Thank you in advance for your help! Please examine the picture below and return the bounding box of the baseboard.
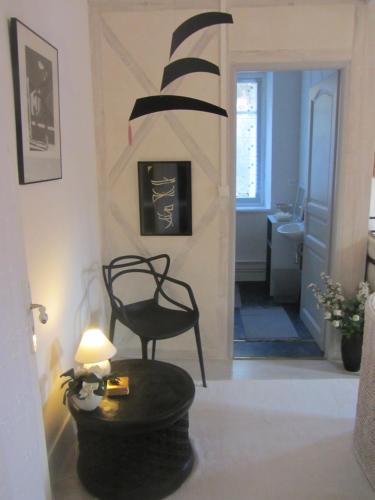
[235,260,266,282]
[114,348,229,362]
[48,413,75,485]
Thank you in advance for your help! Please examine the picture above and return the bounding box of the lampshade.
[75,328,117,364]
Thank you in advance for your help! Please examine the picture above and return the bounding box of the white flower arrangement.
[308,273,370,338]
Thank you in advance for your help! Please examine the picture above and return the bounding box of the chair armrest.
[155,272,199,314]
[111,294,125,312]
[102,265,126,312]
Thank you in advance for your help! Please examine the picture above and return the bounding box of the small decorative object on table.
[60,368,107,411]
[309,273,371,371]
[75,327,117,377]
[106,376,129,397]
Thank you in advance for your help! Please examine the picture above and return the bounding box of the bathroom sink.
[277,221,304,242]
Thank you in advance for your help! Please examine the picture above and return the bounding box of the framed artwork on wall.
[9,18,62,184]
[138,161,192,236]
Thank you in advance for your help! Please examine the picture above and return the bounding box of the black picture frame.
[9,18,62,184]
[138,161,192,236]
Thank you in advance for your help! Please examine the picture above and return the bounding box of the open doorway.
[233,69,339,359]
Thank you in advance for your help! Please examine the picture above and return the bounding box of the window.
[236,72,267,209]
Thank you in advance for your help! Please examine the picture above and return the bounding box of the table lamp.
[75,328,117,376]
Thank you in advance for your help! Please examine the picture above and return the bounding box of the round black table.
[68,359,195,500]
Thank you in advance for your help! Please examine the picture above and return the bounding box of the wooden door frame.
[227,49,375,360]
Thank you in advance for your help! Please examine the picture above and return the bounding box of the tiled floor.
[234,281,324,359]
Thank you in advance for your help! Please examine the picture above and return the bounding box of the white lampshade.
[75,328,117,364]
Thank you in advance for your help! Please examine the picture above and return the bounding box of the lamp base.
[83,360,111,377]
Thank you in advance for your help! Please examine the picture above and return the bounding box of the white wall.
[0,0,103,481]
[0,5,50,499]
[0,13,51,496]
[90,4,230,360]
[229,3,354,55]
[0,122,51,499]
[235,71,301,279]
[369,178,375,231]
[89,0,375,361]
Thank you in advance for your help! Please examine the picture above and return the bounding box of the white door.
[300,73,339,350]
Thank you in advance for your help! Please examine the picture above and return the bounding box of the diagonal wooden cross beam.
[110,201,150,256]
[172,197,221,272]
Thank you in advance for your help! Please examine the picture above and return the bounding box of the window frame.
[235,71,268,210]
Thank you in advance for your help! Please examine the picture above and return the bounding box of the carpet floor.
[53,376,373,500]
[234,282,323,358]
[240,306,299,339]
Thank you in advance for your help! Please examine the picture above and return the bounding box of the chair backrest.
[102,254,171,312]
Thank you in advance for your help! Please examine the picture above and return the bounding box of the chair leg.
[151,340,156,360]
[141,338,149,360]
[194,323,207,388]
[109,312,116,343]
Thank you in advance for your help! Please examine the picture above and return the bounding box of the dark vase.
[341,334,363,372]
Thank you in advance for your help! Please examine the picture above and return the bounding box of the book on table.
[106,376,129,396]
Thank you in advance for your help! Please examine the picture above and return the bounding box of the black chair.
[102,254,207,387]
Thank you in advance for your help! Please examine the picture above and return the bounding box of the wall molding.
[48,414,75,486]
[89,0,363,12]
[235,260,266,281]
[230,49,352,67]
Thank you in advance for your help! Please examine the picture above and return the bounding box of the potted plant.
[60,368,106,411]
[308,273,370,372]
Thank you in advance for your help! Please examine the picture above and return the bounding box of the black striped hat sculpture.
[128,11,233,143]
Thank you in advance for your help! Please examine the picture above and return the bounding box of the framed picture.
[138,161,192,236]
[10,18,62,184]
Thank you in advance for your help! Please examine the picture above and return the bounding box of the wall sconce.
[30,303,48,353]
[75,328,117,376]
[30,303,48,324]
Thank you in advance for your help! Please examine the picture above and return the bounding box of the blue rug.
[240,306,299,340]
